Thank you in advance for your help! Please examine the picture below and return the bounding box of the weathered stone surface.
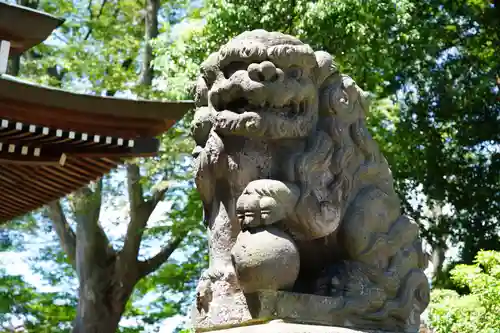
[190,29,430,333]
[245,290,420,332]
[231,228,300,293]
[198,320,407,333]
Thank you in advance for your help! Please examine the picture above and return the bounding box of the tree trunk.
[138,0,160,87]
[72,259,137,333]
[427,205,449,287]
[43,0,183,331]
[46,170,183,333]
[431,244,446,282]
[73,283,125,333]
[70,2,162,330]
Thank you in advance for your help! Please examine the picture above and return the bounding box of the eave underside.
[0,2,64,55]
[0,114,163,224]
[0,3,194,223]
[0,59,193,224]
[0,155,121,223]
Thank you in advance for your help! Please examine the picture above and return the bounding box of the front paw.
[236,193,283,229]
[236,179,300,230]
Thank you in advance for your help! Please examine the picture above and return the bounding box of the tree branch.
[70,179,114,280]
[138,0,160,87]
[122,163,149,260]
[47,201,77,269]
[147,176,171,212]
[126,163,144,212]
[138,233,186,278]
[71,179,103,229]
[86,0,94,15]
[83,0,109,41]
[121,0,169,272]
[123,164,171,262]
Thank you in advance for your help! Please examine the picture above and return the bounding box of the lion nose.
[248,61,283,82]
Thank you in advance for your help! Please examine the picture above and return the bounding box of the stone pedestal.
[193,290,420,333]
[200,320,399,333]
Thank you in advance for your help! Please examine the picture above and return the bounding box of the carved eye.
[201,69,216,86]
[287,67,303,80]
[223,61,248,79]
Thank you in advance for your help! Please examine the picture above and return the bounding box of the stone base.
[193,290,420,333]
[203,320,400,333]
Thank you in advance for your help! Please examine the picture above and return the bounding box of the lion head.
[193,30,338,140]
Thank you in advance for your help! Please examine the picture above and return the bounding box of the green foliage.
[428,251,500,332]
[388,0,500,272]
[0,269,75,332]
[155,0,434,95]
[19,0,189,94]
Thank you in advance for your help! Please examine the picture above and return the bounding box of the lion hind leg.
[362,269,430,326]
[340,186,401,262]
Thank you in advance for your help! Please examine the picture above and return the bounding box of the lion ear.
[314,51,338,85]
[194,77,209,107]
[359,90,372,113]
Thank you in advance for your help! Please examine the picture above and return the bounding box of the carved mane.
[290,71,396,237]
[289,59,430,324]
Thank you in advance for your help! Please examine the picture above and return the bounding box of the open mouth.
[220,97,308,119]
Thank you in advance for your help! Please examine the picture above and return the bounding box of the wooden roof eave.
[0,76,194,224]
[0,75,195,138]
[0,2,64,55]
[0,155,121,224]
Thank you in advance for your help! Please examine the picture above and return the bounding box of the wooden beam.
[0,142,158,166]
[0,118,160,155]
[0,166,55,206]
[0,117,135,145]
[0,76,194,139]
[0,157,62,166]
[0,142,57,165]
[63,137,160,157]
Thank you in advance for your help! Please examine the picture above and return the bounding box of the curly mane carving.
[190,29,430,332]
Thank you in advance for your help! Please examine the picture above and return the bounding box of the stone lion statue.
[191,30,430,332]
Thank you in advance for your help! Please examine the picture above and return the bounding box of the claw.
[238,211,262,230]
[236,194,285,230]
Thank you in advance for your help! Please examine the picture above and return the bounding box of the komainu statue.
[190,30,430,333]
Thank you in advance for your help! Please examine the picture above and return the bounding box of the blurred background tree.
[427,250,500,332]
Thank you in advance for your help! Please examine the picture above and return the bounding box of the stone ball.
[231,227,300,293]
